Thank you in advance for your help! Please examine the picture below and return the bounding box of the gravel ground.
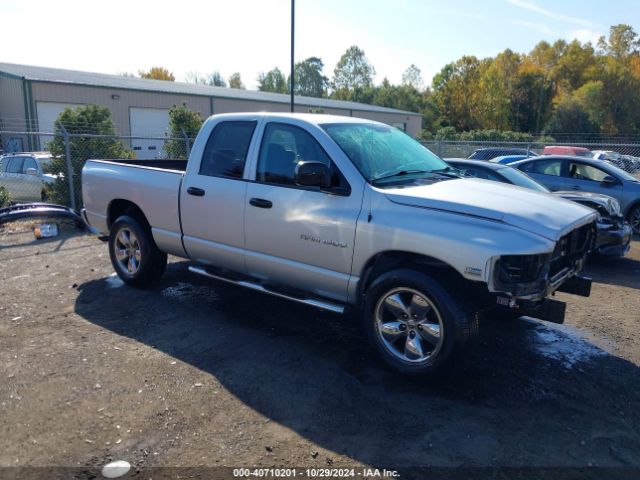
[0,222,639,479]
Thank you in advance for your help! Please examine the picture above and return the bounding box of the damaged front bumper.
[488,221,596,324]
[595,221,632,256]
[494,275,592,324]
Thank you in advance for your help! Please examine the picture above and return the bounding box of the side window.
[23,157,38,174]
[199,121,257,179]
[521,159,562,176]
[568,162,609,182]
[257,123,348,192]
[6,157,24,174]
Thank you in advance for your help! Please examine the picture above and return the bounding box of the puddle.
[105,274,124,289]
[529,321,608,368]
[161,282,219,307]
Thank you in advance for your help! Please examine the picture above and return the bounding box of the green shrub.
[164,104,203,159]
[46,105,131,208]
[0,186,9,207]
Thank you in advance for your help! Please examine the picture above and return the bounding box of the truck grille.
[549,222,596,278]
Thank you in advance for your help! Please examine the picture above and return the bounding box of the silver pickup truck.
[82,113,597,374]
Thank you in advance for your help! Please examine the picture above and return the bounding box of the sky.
[2,0,639,89]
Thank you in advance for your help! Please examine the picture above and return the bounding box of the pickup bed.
[82,113,597,374]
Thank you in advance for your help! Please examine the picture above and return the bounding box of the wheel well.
[624,200,640,219]
[357,251,463,298]
[107,199,151,231]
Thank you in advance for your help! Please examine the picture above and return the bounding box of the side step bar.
[188,266,345,314]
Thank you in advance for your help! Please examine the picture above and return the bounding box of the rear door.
[180,120,259,273]
[1,157,27,202]
[243,121,363,302]
[517,157,567,191]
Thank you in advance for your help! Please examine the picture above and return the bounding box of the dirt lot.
[1,222,639,479]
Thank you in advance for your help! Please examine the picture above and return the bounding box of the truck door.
[180,120,258,273]
[244,122,363,303]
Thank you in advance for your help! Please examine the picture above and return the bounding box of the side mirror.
[601,175,618,185]
[294,161,331,189]
[26,168,38,176]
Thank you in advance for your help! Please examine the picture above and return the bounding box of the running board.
[188,266,345,314]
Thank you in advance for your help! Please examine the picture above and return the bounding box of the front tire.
[627,204,640,235]
[108,215,167,288]
[362,269,477,375]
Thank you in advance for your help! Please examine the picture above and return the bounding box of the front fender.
[349,194,556,302]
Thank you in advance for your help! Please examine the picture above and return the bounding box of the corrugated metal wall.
[30,82,210,136]
[24,81,422,137]
[0,75,27,129]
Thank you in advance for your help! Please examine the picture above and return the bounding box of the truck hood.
[382,178,596,241]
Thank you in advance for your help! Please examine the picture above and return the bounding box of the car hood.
[552,190,619,217]
[382,178,596,241]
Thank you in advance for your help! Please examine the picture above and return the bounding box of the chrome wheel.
[630,207,640,235]
[113,227,141,275]
[374,287,444,364]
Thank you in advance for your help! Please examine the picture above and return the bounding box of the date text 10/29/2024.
[233,468,400,478]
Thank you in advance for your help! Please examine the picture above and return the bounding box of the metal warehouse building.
[0,62,422,159]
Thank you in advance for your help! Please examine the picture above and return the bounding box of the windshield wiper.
[371,169,434,184]
[431,167,463,178]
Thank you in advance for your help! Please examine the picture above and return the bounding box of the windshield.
[603,162,640,182]
[322,123,449,183]
[499,167,550,192]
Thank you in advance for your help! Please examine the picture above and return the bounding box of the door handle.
[249,197,273,209]
[187,186,205,197]
[570,185,581,190]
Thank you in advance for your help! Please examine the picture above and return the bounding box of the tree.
[432,56,483,131]
[598,24,640,59]
[331,46,376,100]
[228,72,245,89]
[257,68,288,93]
[545,96,599,135]
[164,104,204,159]
[46,105,131,207]
[186,71,226,87]
[293,57,328,97]
[509,61,553,133]
[401,64,424,90]
[138,67,175,81]
[476,50,521,130]
[551,40,596,92]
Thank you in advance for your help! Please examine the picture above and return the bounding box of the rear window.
[520,159,562,176]
[199,121,257,179]
[6,157,24,173]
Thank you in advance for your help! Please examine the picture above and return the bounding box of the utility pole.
[290,0,295,113]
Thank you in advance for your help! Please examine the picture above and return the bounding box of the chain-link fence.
[0,131,195,210]
[422,140,640,174]
[2,130,640,211]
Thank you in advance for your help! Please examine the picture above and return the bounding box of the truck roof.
[204,112,388,127]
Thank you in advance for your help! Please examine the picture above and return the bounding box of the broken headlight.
[495,253,550,284]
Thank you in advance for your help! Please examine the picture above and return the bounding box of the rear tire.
[362,269,477,375]
[108,215,167,288]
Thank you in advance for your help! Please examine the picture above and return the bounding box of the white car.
[592,150,640,172]
[0,152,55,202]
